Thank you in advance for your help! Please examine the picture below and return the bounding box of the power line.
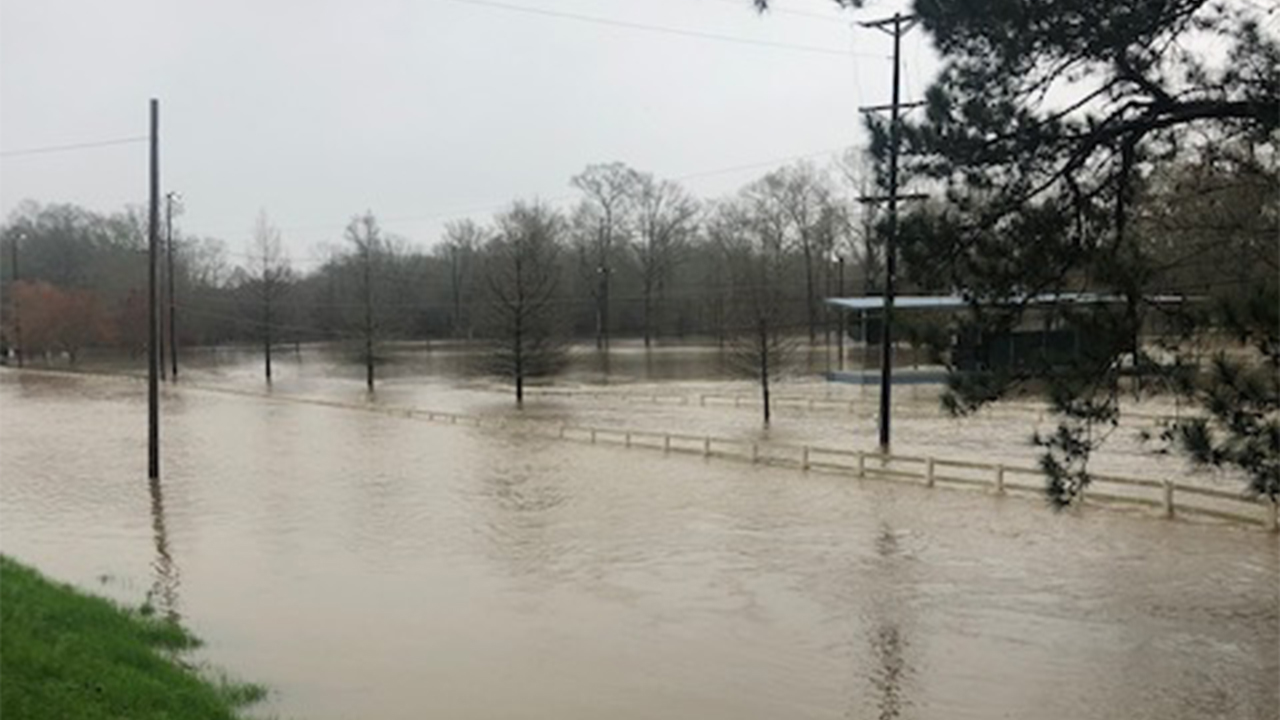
[673,146,847,182]
[439,0,885,59]
[197,144,856,239]
[696,0,850,24]
[0,136,148,158]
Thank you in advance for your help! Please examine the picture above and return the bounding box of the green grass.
[0,555,267,720]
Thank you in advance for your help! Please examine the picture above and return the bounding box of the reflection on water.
[869,624,906,720]
[146,476,180,622]
[0,365,1276,720]
[867,524,912,720]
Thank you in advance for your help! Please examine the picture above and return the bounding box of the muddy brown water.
[1,349,1276,719]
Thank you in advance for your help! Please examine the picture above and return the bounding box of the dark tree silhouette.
[631,172,699,348]
[479,201,569,406]
[249,211,292,383]
[711,197,800,426]
[570,162,635,351]
[345,212,384,392]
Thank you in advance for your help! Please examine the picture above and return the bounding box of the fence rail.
[126,375,1280,534]
[402,404,1276,532]
[521,387,1193,422]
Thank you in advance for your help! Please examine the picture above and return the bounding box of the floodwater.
[1,347,1276,719]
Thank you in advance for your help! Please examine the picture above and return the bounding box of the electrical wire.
[0,136,148,158]
[438,0,884,59]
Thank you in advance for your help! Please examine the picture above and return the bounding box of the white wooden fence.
[359,402,1274,532]
[179,380,1280,533]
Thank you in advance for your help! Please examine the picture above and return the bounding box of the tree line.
[0,160,880,405]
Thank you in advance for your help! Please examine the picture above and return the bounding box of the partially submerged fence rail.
[433,407,1274,532]
[178,380,1277,533]
[548,421,1276,531]
[521,387,1189,422]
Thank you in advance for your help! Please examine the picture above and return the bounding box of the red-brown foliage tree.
[8,281,114,363]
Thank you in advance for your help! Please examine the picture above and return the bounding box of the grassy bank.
[0,555,265,719]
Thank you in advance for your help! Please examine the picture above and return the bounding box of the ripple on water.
[1,368,1276,720]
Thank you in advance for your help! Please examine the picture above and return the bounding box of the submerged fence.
[536,422,1277,531]
[28,368,1264,533]
[521,387,1183,422]
[244,387,1274,532]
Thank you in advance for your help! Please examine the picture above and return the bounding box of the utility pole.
[837,254,845,372]
[158,237,166,381]
[363,236,374,392]
[165,192,179,379]
[858,12,921,453]
[10,232,22,368]
[148,98,161,479]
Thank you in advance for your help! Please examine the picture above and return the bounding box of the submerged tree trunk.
[363,241,374,393]
[803,244,816,345]
[264,295,272,383]
[759,317,771,426]
[643,278,652,349]
[515,317,524,406]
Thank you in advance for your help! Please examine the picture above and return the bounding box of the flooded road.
[1,354,1276,719]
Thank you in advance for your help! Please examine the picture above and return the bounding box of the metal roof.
[824,293,1192,312]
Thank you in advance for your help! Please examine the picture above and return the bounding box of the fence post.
[664,434,671,454]
[699,394,706,407]
[1163,479,1175,518]
[559,424,566,439]
[703,436,711,457]
[590,428,597,444]
[734,396,741,408]
[751,443,759,464]
[926,457,935,488]
[625,432,631,448]
[857,451,866,478]
[994,464,1005,495]
[802,446,810,471]
[808,398,815,410]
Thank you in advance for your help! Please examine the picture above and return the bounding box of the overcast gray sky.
[0,0,935,268]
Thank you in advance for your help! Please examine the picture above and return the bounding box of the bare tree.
[835,149,882,295]
[759,162,833,345]
[439,220,483,340]
[631,173,699,348]
[480,202,568,406]
[249,211,291,383]
[345,212,383,392]
[711,199,799,426]
[570,162,636,351]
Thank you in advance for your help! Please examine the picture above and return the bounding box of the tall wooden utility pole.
[837,254,845,372]
[166,191,179,379]
[859,13,921,453]
[363,237,374,392]
[148,99,161,479]
[10,233,22,368]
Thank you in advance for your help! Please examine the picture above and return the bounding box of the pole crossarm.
[858,101,926,114]
[858,14,918,34]
[858,193,930,204]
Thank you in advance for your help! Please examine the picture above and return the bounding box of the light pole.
[165,191,180,379]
